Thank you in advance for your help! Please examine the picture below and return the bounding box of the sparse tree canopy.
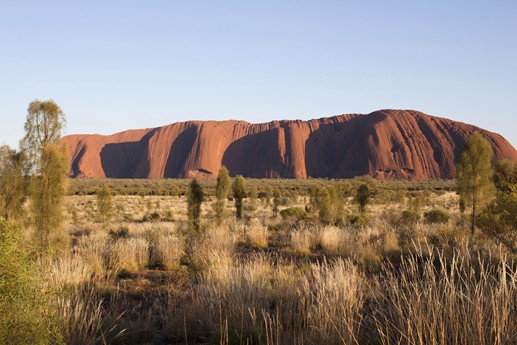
[20,99,66,172]
[187,179,204,233]
[213,166,230,225]
[456,132,496,234]
[233,175,246,219]
[20,100,68,252]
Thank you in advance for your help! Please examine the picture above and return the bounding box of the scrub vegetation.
[0,106,516,345]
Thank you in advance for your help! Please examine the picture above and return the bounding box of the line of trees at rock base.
[0,100,516,342]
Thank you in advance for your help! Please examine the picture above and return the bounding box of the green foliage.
[477,161,517,252]
[20,99,66,173]
[264,185,273,205]
[213,166,230,225]
[409,194,425,213]
[0,146,28,223]
[20,100,68,253]
[493,159,517,193]
[424,209,450,224]
[96,185,113,226]
[478,192,516,234]
[0,219,63,344]
[355,183,370,214]
[31,144,69,252]
[399,209,420,225]
[459,196,466,213]
[67,177,455,197]
[232,175,246,219]
[456,132,496,233]
[246,185,258,212]
[313,185,344,225]
[279,207,307,220]
[187,179,204,232]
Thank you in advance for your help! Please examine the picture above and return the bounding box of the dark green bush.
[424,209,449,224]
[280,207,307,220]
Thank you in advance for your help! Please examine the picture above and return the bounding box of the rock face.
[61,110,517,179]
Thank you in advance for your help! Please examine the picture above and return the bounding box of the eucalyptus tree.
[20,99,68,251]
[456,132,496,234]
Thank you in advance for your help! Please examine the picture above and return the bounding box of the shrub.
[96,185,113,226]
[187,179,204,232]
[232,175,246,219]
[399,209,420,225]
[424,209,449,224]
[0,219,62,344]
[355,183,370,214]
[213,166,230,225]
[279,207,307,220]
[313,185,344,224]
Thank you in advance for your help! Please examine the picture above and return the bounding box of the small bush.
[280,207,307,220]
[399,209,420,225]
[0,219,62,344]
[424,209,449,224]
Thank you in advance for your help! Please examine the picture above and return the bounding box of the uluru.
[60,109,517,180]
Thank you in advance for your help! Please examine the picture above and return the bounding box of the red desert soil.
[60,109,517,179]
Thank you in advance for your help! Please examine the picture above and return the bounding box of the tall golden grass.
[25,193,516,345]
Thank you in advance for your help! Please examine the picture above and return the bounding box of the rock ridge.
[60,109,517,179]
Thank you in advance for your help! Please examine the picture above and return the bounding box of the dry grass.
[150,233,185,270]
[290,227,318,256]
[109,237,149,273]
[57,286,105,345]
[245,223,269,249]
[373,249,517,345]
[33,190,516,344]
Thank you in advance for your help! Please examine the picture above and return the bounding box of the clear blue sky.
[1,1,516,148]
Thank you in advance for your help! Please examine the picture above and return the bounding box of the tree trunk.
[471,202,476,235]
